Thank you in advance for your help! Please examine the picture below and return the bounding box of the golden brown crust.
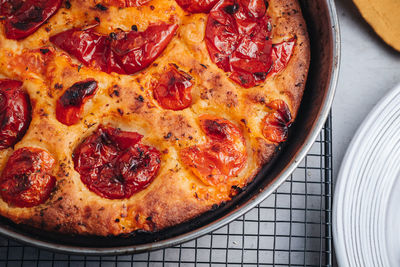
[0,0,309,235]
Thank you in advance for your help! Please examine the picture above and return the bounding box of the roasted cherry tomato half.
[117,144,161,194]
[153,64,193,110]
[180,114,247,185]
[270,38,296,75]
[0,0,62,39]
[205,0,273,88]
[0,79,31,149]
[175,0,219,13]
[56,79,98,126]
[73,125,161,199]
[50,23,178,75]
[262,99,292,143]
[0,147,56,208]
[102,0,151,7]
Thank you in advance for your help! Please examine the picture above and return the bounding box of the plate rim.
[333,83,400,267]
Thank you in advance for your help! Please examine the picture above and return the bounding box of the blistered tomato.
[56,79,98,126]
[0,79,31,149]
[270,38,296,75]
[205,0,272,87]
[0,147,56,207]
[50,23,178,75]
[180,115,247,185]
[0,0,62,39]
[205,0,296,87]
[262,100,292,143]
[175,0,219,13]
[153,64,193,110]
[73,125,161,199]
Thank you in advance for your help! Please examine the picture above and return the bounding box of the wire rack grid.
[0,115,333,267]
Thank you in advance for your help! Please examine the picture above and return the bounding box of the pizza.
[0,0,309,236]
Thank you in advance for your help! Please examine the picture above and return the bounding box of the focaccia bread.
[0,0,309,236]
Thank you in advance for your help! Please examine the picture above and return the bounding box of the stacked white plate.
[333,84,400,267]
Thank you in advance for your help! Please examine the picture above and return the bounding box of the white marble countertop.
[333,0,400,180]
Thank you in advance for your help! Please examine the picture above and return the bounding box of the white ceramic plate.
[333,83,400,267]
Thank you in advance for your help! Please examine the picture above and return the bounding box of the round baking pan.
[0,0,340,255]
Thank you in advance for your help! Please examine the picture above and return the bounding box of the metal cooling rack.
[0,114,332,267]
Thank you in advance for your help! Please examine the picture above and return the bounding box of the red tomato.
[205,0,273,88]
[117,144,161,196]
[0,147,56,207]
[175,0,219,13]
[0,0,62,39]
[200,114,239,142]
[262,100,292,143]
[180,115,247,185]
[73,125,160,199]
[56,79,98,126]
[270,38,296,75]
[153,64,193,110]
[50,23,178,75]
[50,24,110,72]
[0,79,31,149]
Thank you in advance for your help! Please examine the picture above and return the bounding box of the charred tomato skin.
[50,23,178,75]
[0,0,62,39]
[205,0,273,87]
[270,38,296,75]
[153,64,193,110]
[262,99,292,143]
[0,147,56,208]
[117,144,161,196]
[73,125,160,199]
[205,0,296,87]
[175,0,219,13]
[56,79,98,126]
[180,114,247,185]
[0,79,31,150]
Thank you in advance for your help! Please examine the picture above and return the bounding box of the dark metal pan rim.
[0,0,340,255]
